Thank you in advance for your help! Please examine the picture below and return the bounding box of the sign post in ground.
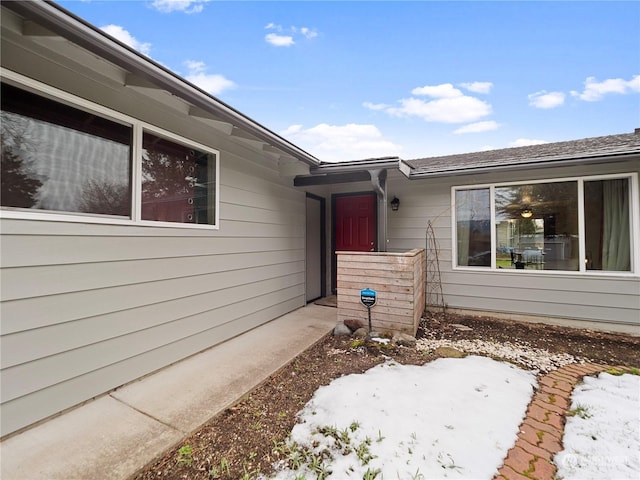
[360,288,377,335]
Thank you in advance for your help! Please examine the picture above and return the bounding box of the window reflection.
[1,83,132,216]
[584,178,630,271]
[141,132,216,224]
[495,182,578,270]
[456,188,491,267]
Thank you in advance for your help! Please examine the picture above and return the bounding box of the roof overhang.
[310,156,401,174]
[400,151,640,179]
[294,171,372,187]
[2,0,321,167]
[295,157,400,186]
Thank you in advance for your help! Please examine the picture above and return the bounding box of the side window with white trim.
[141,131,216,225]
[455,188,491,267]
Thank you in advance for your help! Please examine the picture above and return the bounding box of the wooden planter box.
[337,249,426,335]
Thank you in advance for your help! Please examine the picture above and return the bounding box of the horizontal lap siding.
[441,271,640,324]
[0,295,302,437]
[0,154,307,436]
[1,266,305,364]
[386,162,640,328]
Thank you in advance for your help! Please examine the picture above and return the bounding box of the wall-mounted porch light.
[390,196,400,211]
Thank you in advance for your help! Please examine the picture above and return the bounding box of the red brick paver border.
[493,363,635,480]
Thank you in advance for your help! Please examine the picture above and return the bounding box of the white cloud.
[373,83,492,124]
[300,27,318,39]
[363,101,390,111]
[411,83,462,98]
[281,124,303,135]
[459,82,493,94]
[265,33,295,47]
[265,24,318,46]
[184,60,235,95]
[528,90,566,109]
[281,123,402,162]
[100,25,151,55]
[388,95,492,123]
[150,0,210,14]
[509,138,548,147]
[453,121,501,134]
[184,60,206,72]
[571,74,640,101]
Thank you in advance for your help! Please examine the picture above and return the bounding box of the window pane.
[142,132,216,224]
[456,188,491,267]
[495,182,578,271]
[1,84,132,216]
[584,178,631,271]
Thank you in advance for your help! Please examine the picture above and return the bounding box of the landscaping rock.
[433,346,466,358]
[392,332,417,347]
[450,323,473,332]
[353,327,369,338]
[344,319,365,332]
[333,323,352,336]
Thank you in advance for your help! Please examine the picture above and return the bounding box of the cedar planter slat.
[337,249,425,335]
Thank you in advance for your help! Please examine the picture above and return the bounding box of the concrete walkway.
[0,303,337,480]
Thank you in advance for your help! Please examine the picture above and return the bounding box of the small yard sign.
[360,288,377,334]
[360,288,377,308]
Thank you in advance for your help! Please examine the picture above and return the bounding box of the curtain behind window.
[585,178,630,271]
[455,188,491,267]
[602,179,630,271]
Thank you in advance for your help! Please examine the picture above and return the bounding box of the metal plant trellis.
[425,220,446,315]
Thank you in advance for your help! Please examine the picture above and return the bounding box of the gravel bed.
[416,338,579,373]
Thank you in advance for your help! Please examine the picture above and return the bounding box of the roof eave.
[2,0,321,167]
[310,157,401,174]
[404,151,640,179]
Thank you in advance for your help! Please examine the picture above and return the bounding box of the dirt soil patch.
[134,313,639,480]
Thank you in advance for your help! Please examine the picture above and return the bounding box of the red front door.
[335,193,376,252]
[333,193,376,292]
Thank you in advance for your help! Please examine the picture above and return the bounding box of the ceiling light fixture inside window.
[521,208,533,218]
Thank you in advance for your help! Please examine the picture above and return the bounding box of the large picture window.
[454,175,635,273]
[1,83,132,217]
[495,181,579,271]
[1,78,219,228]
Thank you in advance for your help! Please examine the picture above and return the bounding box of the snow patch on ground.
[270,356,536,479]
[554,372,640,480]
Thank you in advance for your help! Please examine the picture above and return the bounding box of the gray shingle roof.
[404,131,640,177]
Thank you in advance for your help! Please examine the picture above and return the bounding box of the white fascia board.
[406,152,640,179]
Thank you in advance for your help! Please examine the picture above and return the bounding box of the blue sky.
[57,0,639,162]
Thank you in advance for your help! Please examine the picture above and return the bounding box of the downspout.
[369,169,388,252]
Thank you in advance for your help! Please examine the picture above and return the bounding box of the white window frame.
[452,172,639,276]
[0,68,220,230]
